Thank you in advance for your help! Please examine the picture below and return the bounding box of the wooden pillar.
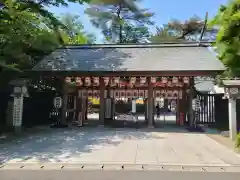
[188,78,194,128]
[99,77,105,126]
[61,83,67,125]
[177,89,186,125]
[182,89,187,124]
[105,89,114,125]
[147,77,154,128]
[76,90,83,126]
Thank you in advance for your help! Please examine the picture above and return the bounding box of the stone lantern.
[222,80,240,140]
[10,78,29,132]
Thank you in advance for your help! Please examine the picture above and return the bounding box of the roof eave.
[23,69,224,78]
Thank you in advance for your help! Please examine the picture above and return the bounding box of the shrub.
[235,133,240,149]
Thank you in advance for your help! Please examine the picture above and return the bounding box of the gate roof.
[31,42,225,76]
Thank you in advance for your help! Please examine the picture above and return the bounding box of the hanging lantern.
[103,77,110,86]
[177,82,183,87]
[139,90,145,98]
[161,90,167,99]
[111,78,116,87]
[133,90,139,98]
[129,77,136,87]
[126,90,133,99]
[151,77,157,84]
[155,90,161,98]
[93,90,99,98]
[114,90,120,99]
[130,77,136,84]
[140,77,147,85]
[88,90,93,97]
[93,77,99,86]
[119,90,126,98]
[161,77,168,84]
[167,80,173,87]
[75,77,83,86]
[167,91,173,100]
[65,77,71,83]
[114,77,120,84]
[119,80,127,87]
[85,77,91,86]
[173,90,179,99]
[172,77,178,84]
[183,77,189,84]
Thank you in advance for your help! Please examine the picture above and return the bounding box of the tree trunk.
[119,24,123,43]
[117,4,122,43]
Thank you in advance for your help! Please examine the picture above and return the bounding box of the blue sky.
[49,0,228,42]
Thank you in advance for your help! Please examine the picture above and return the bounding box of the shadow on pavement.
[0,127,172,164]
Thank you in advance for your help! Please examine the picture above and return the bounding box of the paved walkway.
[1,170,240,180]
[1,127,240,166]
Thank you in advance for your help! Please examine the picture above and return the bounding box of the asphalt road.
[0,170,240,180]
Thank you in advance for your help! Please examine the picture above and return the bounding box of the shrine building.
[30,42,225,128]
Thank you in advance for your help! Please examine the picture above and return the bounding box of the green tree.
[85,0,154,43]
[59,13,96,44]
[150,14,216,43]
[120,23,150,43]
[150,26,182,43]
[209,0,240,77]
[0,0,92,68]
[0,1,95,86]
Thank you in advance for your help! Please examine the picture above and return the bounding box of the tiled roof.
[32,43,225,72]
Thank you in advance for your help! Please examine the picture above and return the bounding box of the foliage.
[150,14,217,43]
[0,2,58,86]
[85,0,154,43]
[0,0,95,87]
[59,13,96,44]
[209,0,240,77]
[121,23,150,43]
[91,0,143,12]
[235,133,240,149]
[150,26,183,43]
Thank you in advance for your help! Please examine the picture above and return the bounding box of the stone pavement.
[1,127,240,168]
[1,170,240,180]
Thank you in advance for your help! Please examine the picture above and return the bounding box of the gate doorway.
[153,89,183,127]
[80,89,100,127]
[65,89,100,127]
[112,89,148,128]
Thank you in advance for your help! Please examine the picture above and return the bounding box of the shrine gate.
[28,42,225,128]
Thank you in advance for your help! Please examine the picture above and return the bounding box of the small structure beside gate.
[222,80,240,140]
[9,79,29,132]
[22,42,225,129]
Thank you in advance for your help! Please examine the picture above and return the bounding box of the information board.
[13,96,23,126]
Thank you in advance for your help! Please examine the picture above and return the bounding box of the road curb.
[1,163,240,172]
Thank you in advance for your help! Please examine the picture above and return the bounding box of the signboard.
[54,97,62,108]
[13,96,23,126]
